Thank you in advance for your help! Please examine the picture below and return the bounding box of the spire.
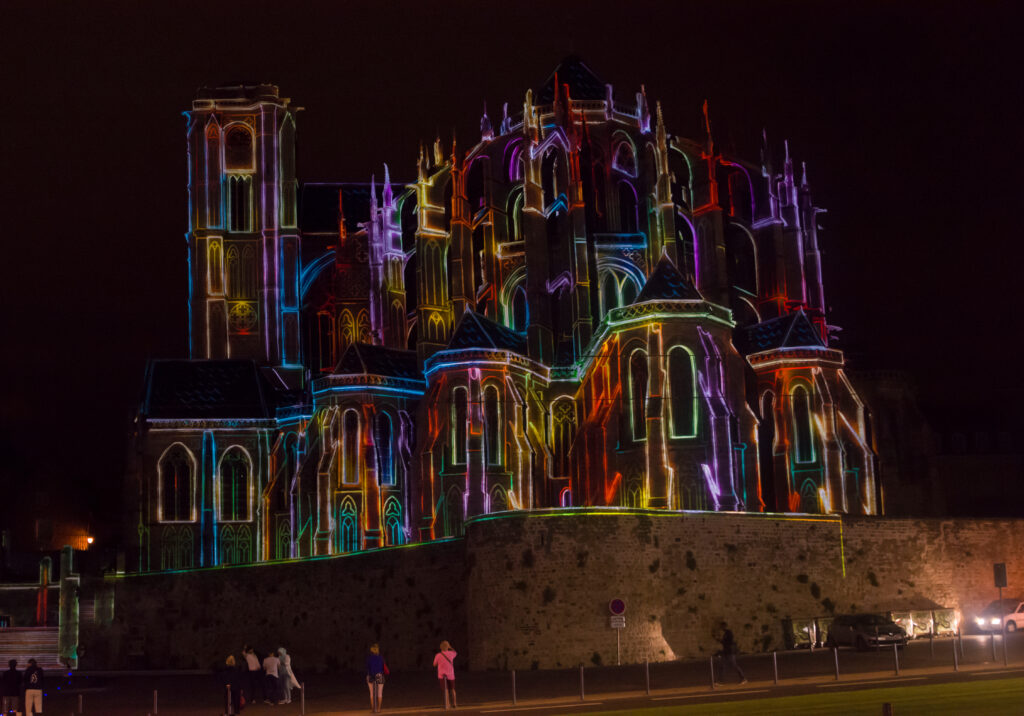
[701,99,714,155]
[760,128,771,177]
[370,173,378,216]
[480,101,493,141]
[433,135,444,167]
[637,84,650,133]
[655,101,668,164]
[801,160,809,188]
[417,141,427,181]
[337,187,347,243]
[500,101,510,135]
[383,163,393,207]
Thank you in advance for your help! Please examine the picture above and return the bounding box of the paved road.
[41,633,1024,714]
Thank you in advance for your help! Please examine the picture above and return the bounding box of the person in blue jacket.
[365,643,388,713]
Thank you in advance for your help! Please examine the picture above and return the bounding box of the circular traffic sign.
[609,599,626,615]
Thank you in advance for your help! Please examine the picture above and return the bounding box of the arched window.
[490,485,508,513]
[219,524,236,565]
[507,189,524,242]
[668,347,697,438]
[472,224,485,294]
[338,311,355,352]
[384,498,403,546]
[336,497,359,553]
[275,518,291,560]
[205,124,221,226]
[451,386,469,464]
[375,412,395,485]
[444,487,464,537]
[629,349,649,441]
[208,241,223,294]
[159,444,195,522]
[484,384,501,465]
[219,448,250,522]
[342,409,360,484]
[758,391,777,511]
[626,481,644,508]
[602,273,618,316]
[226,246,240,298]
[681,478,708,510]
[356,309,372,344]
[227,175,252,232]
[279,118,297,227]
[551,398,575,479]
[511,285,528,332]
[618,182,638,233]
[240,246,257,299]
[224,125,254,171]
[792,385,815,463]
[282,243,297,304]
[620,277,638,306]
[612,141,637,177]
[177,527,194,569]
[234,524,252,563]
[726,225,758,295]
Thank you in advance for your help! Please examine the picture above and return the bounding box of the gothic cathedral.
[126,59,878,572]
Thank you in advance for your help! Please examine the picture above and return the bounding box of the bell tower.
[184,84,301,371]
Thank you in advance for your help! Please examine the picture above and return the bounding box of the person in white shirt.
[262,650,282,704]
[243,645,264,703]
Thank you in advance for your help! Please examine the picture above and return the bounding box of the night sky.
[2,1,1020,538]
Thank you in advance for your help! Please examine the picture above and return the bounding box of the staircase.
[0,627,63,670]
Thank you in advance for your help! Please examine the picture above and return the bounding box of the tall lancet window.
[793,385,815,463]
[451,386,469,464]
[629,349,649,441]
[484,384,501,465]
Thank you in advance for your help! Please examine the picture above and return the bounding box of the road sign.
[994,563,1007,588]
[609,599,626,616]
[610,615,626,629]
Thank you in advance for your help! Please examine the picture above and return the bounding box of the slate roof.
[736,311,826,354]
[334,343,424,381]
[143,360,272,419]
[635,256,703,302]
[536,55,608,103]
[448,311,528,354]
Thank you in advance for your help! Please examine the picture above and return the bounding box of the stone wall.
[85,539,466,672]
[463,510,1024,669]
[87,511,1024,672]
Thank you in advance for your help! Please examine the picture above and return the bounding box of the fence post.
[893,643,900,676]
[579,664,585,701]
[224,684,232,716]
[300,682,306,715]
[1004,630,1009,667]
[512,669,517,705]
[929,630,934,658]
[953,637,959,672]
[709,656,716,690]
[882,703,895,716]
[958,628,964,661]
[645,659,650,695]
[833,647,840,681]
[153,689,158,714]
[78,693,83,714]
[990,633,997,662]
[772,651,779,685]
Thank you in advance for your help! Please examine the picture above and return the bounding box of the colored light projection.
[131,61,878,573]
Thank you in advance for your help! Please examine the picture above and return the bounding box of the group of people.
[1,658,44,716]
[223,645,301,711]
[364,640,458,712]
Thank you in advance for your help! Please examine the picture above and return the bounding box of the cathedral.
[126,58,879,572]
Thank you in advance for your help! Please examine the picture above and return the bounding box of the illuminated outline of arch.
[451,386,469,464]
[791,383,816,464]
[336,496,359,553]
[667,345,698,438]
[157,442,197,523]
[340,408,360,485]
[216,445,253,522]
[383,497,404,546]
[628,348,649,441]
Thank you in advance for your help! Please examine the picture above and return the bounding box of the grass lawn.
[585,677,1024,715]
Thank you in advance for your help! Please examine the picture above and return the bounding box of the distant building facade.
[126,59,879,572]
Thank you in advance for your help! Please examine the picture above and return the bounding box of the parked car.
[825,614,908,650]
[970,599,1024,633]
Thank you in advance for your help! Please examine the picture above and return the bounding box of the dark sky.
[2,1,1021,534]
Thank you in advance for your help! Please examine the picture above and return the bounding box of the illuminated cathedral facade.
[126,59,879,572]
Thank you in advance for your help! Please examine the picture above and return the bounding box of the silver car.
[826,614,908,650]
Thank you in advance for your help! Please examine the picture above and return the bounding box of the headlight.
[976,617,986,626]
[991,618,1001,625]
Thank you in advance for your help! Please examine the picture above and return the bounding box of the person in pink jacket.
[432,640,457,709]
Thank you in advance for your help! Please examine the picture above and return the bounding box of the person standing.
[715,622,747,684]
[23,658,44,715]
[222,655,245,714]
[277,647,301,705]
[262,649,282,704]
[365,643,387,713]
[1,659,20,716]
[243,645,264,704]
[432,640,457,709]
